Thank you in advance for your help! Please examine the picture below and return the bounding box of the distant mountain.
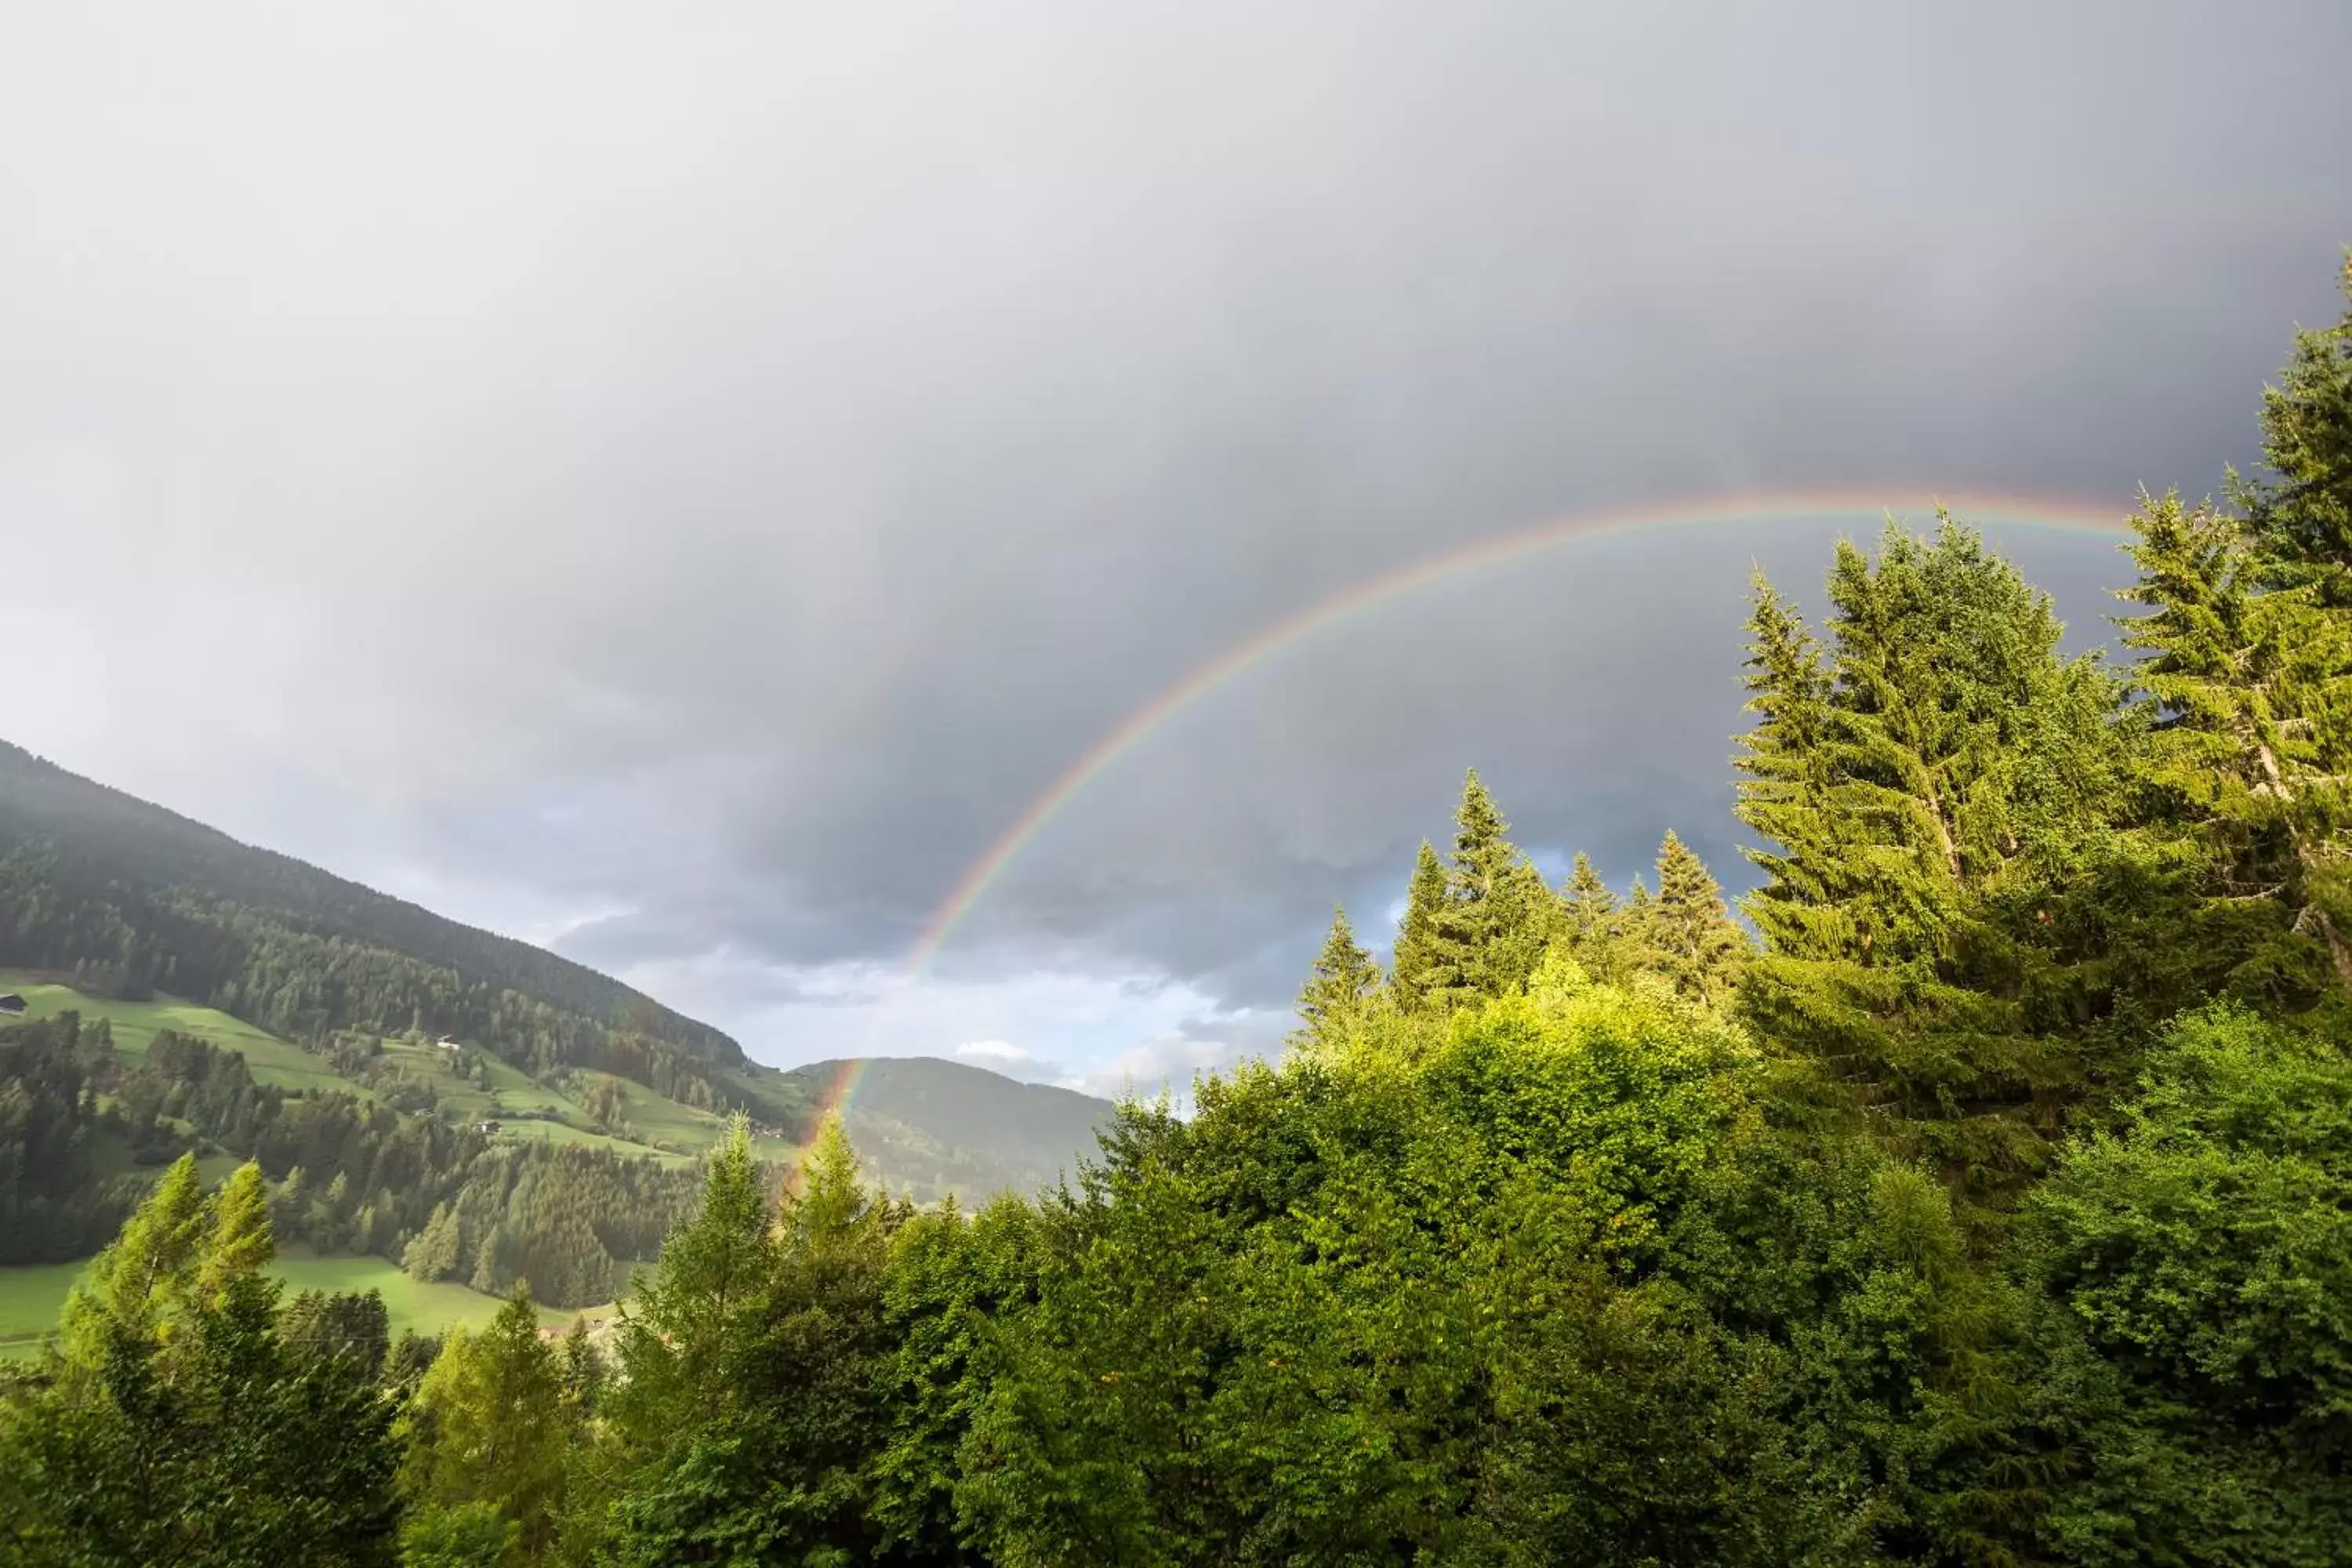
[778,1057,1116,1200]
[0,737,740,1096]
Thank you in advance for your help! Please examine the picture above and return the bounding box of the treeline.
[0,1011,706,1300]
[2,255,2348,1566]
[0,742,770,1115]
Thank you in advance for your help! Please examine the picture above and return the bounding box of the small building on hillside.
[477,1118,503,1135]
[0,994,26,1017]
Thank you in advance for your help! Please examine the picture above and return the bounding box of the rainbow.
[790,1056,871,1175]
[901,488,2136,979]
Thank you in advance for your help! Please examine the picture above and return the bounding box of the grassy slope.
[0,970,747,1167]
[0,972,360,1096]
[0,1251,576,1359]
[5,974,1108,1221]
[0,975,735,1333]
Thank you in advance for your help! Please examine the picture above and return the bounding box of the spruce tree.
[2240,253,2352,605]
[1424,769,1549,1006]
[1389,840,1449,1011]
[1295,906,1381,1047]
[1736,519,2136,1193]
[1560,853,1618,957]
[608,1115,777,1464]
[1644,832,1749,1007]
[404,1201,463,1283]
[2117,491,2352,996]
[790,1111,875,1247]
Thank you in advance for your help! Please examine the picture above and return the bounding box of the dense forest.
[3,259,2350,1565]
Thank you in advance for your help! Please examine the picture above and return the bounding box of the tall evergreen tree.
[401,1287,572,1562]
[195,1161,274,1305]
[1389,841,1449,1011]
[2116,491,2352,995]
[604,1113,895,1566]
[63,1149,210,1359]
[4,1163,403,1566]
[1640,833,1749,1007]
[1294,906,1381,1047]
[1736,519,2136,1193]
[1560,852,1619,964]
[1422,770,1550,1007]
[2239,253,2352,604]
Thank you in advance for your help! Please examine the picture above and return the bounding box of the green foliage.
[401,1501,524,1568]
[1293,906,1382,1047]
[2241,252,2352,604]
[7,246,2352,1568]
[1737,521,2144,1192]
[281,1286,392,1377]
[1625,830,1750,1007]
[0,1163,403,1566]
[2010,1006,2352,1564]
[1387,840,1449,1011]
[401,1288,574,1561]
[593,1111,903,1566]
[1423,768,1553,1007]
[1559,851,1622,975]
[2118,490,2352,998]
[952,978,1998,1566]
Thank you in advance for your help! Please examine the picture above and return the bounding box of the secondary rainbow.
[898,488,2137,981]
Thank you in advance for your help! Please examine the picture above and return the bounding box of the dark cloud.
[3,2,2347,1062]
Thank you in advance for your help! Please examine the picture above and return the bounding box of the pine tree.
[64,1149,210,1358]
[1736,520,2136,1193]
[196,1160,274,1305]
[402,1287,572,1559]
[560,1316,605,1416]
[1643,832,1749,1007]
[1560,853,1618,960]
[791,1111,873,1247]
[2117,491,2352,996]
[2240,253,2352,605]
[1389,841,1450,1011]
[1733,575,1846,961]
[606,1115,893,1565]
[404,1201,463,1283]
[1423,769,1549,1007]
[613,1113,775,1428]
[1294,906,1381,1047]
[470,1232,503,1296]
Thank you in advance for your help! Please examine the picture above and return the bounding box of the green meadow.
[0,1251,581,1359]
[0,971,789,1166]
[0,971,359,1097]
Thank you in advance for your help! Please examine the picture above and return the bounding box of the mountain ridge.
[0,739,1116,1216]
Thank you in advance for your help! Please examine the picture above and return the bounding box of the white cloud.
[953,1038,1037,1068]
[1058,1031,1272,1111]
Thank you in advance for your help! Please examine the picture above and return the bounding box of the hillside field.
[0,968,797,1166]
[0,1251,580,1359]
[0,971,360,1096]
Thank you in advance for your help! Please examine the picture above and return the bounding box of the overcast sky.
[4,2,2348,1095]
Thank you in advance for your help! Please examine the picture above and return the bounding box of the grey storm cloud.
[4,2,2350,1041]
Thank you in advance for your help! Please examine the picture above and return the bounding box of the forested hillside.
[0,980,1114,1305]
[0,740,742,1100]
[0,762,1116,1309]
[3,259,2349,1566]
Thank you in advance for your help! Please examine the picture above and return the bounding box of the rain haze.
[5,2,2348,1094]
